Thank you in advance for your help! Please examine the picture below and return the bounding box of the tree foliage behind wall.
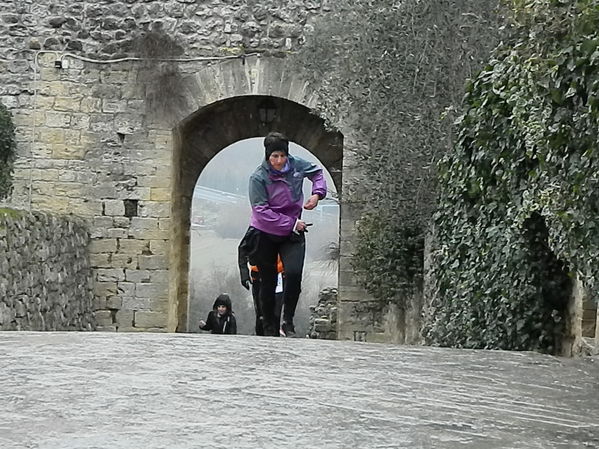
[427,0,599,353]
[0,102,16,199]
[294,0,504,304]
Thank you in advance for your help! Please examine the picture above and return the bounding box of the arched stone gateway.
[157,55,343,331]
[2,0,415,342]
[169,92,343,331]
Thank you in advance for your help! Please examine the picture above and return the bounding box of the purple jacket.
[249,155,327,236]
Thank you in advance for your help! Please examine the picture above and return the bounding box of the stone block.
[54,96,81,112]
[149,240,169,256]
[128,228,170,240]
[150,188,171,202]
[93,216,114,229]
[148,131,172,147]
[89,184,118,199]
[106,296,123,309]
[103,199,125,217]
[45,111,72,127]
[89,238,118,254]
[70,113,91,130]
[95,325,117,332]
[110,254,137,269]
[122,296,151,310]
[338,267,361,287]
[115,310,135,328]
[135,283,168,298]
[130,217,159,231]
[338,286,372,302]
[38,128,65,144]
[95,310,114,326]
[314,318,332,332]
[102,99,128,113]
[140,202,170,218]
[89,114,113,133]
[118,238,149,255]
[118,187,151,201]
[64,129,81,146]
[39,169,59,181]
[55,169,79,182]
[138,255,168,270]
[94,281,117,297]
[113,217,130,228]
[125,269,151,283]
[80,97,101,113]
[134,311,167,328]
[114,113,143,131]
[100,71,129,84]
[117,282,136,296]
[48,181,77,197]
[147,270,169,284]
[107,228,129,239]
[68,199,103,217]
[89,253,112,268]
[33,195,71,213]
[96,268,125,282]
[32,96,56,110]
[137,176,171,188]
[52,144,86,160]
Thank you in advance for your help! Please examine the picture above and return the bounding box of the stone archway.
[167,95,343,331]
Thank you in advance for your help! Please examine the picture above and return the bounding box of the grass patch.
[0,207,23,218]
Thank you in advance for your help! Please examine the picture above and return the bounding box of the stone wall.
[0,0,345,334]
[0,209,95,330]
[307,287,337,340]
[0,0,409,341]
[0,0,329,62]
[562,274,599,357]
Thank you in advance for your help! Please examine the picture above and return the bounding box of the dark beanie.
[213,293,232,310]
[264,132,289,160]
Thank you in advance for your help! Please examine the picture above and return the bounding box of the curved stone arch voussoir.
[179,55,319,121]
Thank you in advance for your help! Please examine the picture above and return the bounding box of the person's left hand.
[240,269,251,290]
[304,194,319,210]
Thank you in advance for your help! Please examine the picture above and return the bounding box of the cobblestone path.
[0,332,597,448]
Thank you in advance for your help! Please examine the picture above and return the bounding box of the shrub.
[0,102,16,199]
[294,0,504,306]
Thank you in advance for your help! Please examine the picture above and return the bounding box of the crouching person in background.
[199,294,237,335]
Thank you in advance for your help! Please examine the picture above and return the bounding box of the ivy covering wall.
[426,0,599,353]
[0,102,16,199]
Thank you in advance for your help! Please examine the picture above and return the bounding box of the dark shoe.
[262,323,279,337]
[255,316,264,336]
[281,321,296,338]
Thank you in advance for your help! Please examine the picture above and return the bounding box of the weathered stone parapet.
[307,287,338,340]
[0,0,327,63]
[0,209,95,331]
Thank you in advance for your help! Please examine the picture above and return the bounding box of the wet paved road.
[0,332,598,449]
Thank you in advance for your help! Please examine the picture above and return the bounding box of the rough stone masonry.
[0,0,397,340]
[0,210,95,330]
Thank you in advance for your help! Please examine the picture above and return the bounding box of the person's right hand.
[295,220,308,233]
[199,320,206,328]
[241,279,250,290]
